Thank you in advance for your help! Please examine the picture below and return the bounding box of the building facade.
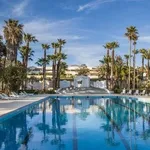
[27,65,99,80]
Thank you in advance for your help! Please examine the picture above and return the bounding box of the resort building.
[27,65,99,80]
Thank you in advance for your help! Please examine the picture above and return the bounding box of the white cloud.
[139,36,150,43]
[64,44,105,66]
[12,0,29,16]
[77,0,145,12]
[77,0,116,12]
[23,18,85,43]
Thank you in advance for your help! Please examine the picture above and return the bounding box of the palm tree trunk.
[106,49,109,89]
[111,49,114,89]
[137,69,139,89]
[133,53,136,90]
[56,46,62,89]
[127,59,129,67]
[14,45,18,65]
[25,42,30,68]
[52,48,57,90]
[142,57,144,80]
[56,62,61,88]
[24,42,30,90]
[43,49,46,92]
[129,40,132,89]
[148,59,150,80]
[52,61,55,89]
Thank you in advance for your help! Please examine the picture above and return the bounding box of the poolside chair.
[121,89,126,95]
[134,90,139,95]
[23,91,34,96]
[127,90,132,95]
[19,92,24,95]
[3,93,17,99]
[62,90,67,94]
[10,92,19,98]
[0,94,9,100]
[140,90,146,96]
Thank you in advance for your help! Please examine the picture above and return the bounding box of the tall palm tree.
[56,39,66,88]
[103,42,111,89]
[125,26,138,89]
[132,50,139,89]
[41,44,50,92]
[3,19,23,64]
[19,46,34,66]
[139,49,147,80]
[142,49,150,80]
[124,55,130,66]
[110,42,119,89]
[24,33,38,68]
[51,42,59,90]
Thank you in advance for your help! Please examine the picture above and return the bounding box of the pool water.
[0,96,150,150]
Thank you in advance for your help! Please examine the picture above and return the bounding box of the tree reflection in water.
[0,111,29,150]
[36,101,50,143]
[76,99,90,121]
[50,99,67,149]
[99,99,120,147]
[96,98,150,148]
[19,127,33,150]
[0,97,150,149]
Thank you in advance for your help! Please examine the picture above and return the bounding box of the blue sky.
[0,0,150,67]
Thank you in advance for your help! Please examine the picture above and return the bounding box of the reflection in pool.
[0,97,150,150]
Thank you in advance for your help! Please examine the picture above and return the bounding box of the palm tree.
[60,62,68,78]
[0,35,6,90]
[3,19,23,64]
[19,46,27,66]
[51,42,59,90]
[103,42,111,89]
[24,33,38,68]
[132,50,139,89]
[41,44,50,92]
[19,46,34,66]
[142,50,150,80]
[110,42,119,89]
[124,55,130,66]
[0,35,6,67]
[56,39,66,88]
[125,26,138,89]
[139,49,147,80]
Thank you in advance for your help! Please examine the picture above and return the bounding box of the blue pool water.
[0,96,150,150]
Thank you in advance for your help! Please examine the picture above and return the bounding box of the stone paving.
[0,95,50,116]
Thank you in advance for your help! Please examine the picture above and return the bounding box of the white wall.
[74,76,90,87]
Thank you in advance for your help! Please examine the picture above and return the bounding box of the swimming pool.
[0,96,150,150]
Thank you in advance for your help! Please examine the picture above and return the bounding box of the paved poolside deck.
[0,94,50,117]
[0,94,150,117]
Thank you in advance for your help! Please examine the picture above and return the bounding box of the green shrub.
[1,65,26,92]
[114,88,122,94]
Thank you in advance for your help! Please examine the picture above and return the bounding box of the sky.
[0,0,150,67]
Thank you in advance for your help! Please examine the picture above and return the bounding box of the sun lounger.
[23,91,34,96]
[121,89,126,95]
[10,92,19,98]
[134,90,139,95]
[127,90,132,95]
[140,90,146,95]
[0,94,9,100]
